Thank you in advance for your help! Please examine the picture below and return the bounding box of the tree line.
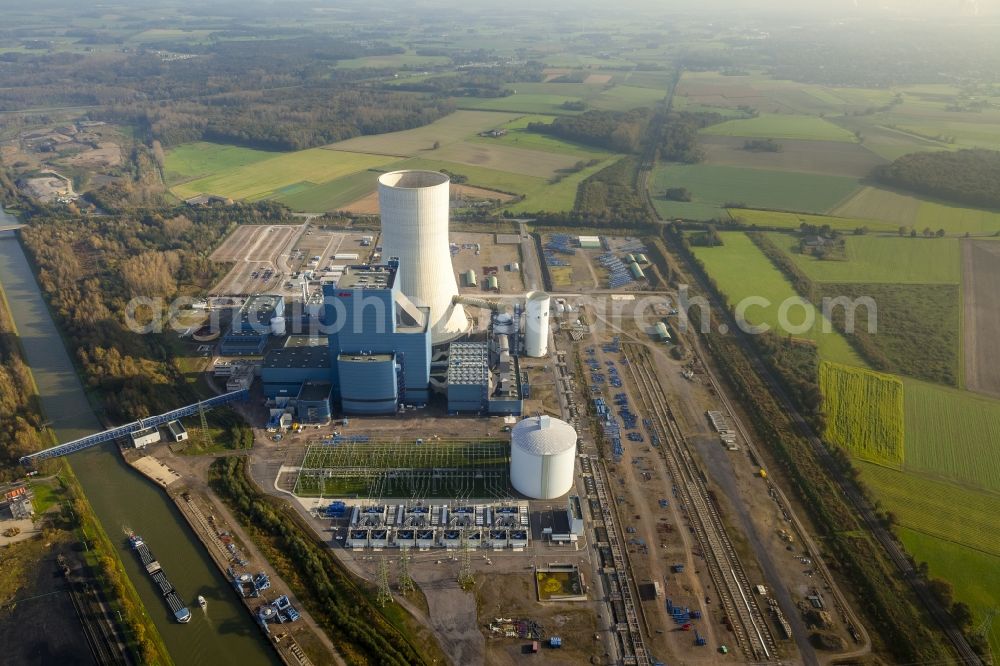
[526,108,653,153]
[872,149,1000,210]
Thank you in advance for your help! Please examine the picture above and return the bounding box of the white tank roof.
[512,415,576,456]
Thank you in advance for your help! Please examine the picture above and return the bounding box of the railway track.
[624,347,777,662]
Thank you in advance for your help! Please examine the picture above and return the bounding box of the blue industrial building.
[261,337,330,398]
[220,295,285,355]
[323,261,432,412]
[296,381,333,423]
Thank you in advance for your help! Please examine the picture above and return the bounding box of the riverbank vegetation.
[210,457,446,666]
[0,287,45,477]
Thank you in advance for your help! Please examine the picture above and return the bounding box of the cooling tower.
[378,170,468,344]
[524,291,551,358]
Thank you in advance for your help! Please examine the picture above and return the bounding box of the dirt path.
[962,239,1000,397]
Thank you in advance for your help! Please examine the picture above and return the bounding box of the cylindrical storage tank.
[655,321,669,341]
[636,253,648,264]
[625,253,636,263]
[629,261,645,280]
[378,170,468,344]
[510,415,577,500]
[524,291,550,358]
[486,275,498,291]
[270,316,286,336]
[498,334,510,353]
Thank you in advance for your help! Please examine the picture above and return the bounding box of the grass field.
[860,463,1000,557]
[765,233,962,284]
[818,282,960,386]
[835,186,1000,234]
[272,168,393,212]
[698,135,885,177]
[656,201,731,221]
[897,527,1000,657]
[431,140,591,179]
[820,362,905,465]
[324,110,521,156]
[469,114,615,157]
[701,114,858,142]
[164,142,276,185]
[690,232,865,366]
[729,209,898,233]
[903,378,1000,493]
[170,149,397,201]
[652,164,860,217]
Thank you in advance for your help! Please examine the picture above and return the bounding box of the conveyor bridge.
[19,389,249,466]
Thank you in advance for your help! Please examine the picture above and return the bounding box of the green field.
[730,209,898,233]
[701,114,858,142]
[765,233,962,284]
[821,362,904,465]
[903,379,1000,492]
[469,114,616,157]
[170,149,397,201]
[324,110,521,156]
[164,142,276,185]
[897,527,1000,657]
[835,186,1000,234]
[690,232,864,366]
[657,201,732,221]
[860,463,1000,557]
[272,168,392,212]
[652,164,860,217]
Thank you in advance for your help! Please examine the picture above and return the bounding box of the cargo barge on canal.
[128,531,191,623]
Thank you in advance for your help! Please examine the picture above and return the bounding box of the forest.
[659,111,723,163]
[19,202,290,422]
[0,35,455,151]
[0,296,44,478]
[526,108,653,153]
[872,149,1000,210]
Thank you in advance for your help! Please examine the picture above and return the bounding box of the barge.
[128,531,191,623]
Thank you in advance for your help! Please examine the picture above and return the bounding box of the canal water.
[0,209,278,666]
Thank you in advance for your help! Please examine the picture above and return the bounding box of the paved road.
[514,220,541,292]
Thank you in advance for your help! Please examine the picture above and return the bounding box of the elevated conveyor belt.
[19,389,249,466]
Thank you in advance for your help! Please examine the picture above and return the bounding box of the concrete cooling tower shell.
[378,170,468,344]
[509,415,577,500]
[524,291,551,358]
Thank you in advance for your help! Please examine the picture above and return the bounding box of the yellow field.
[170,149,397,201]
[820,362,905,466]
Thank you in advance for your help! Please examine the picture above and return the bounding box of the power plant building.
[324,260,431,411]
[510,415,577,500]
[220,294,285,355]
[447,343,490,412]
[261,337,331,398]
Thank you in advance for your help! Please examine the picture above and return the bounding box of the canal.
[0,209,278,666]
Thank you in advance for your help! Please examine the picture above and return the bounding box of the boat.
[198,595,207,609]
[127,531,191,623]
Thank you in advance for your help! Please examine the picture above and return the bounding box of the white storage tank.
[510,415,577,500]
[524,291,551,358]
[270,316,286,336]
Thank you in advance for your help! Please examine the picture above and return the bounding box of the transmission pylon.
[376,554,393,607]
[198,402,214,449]
[458,533,475,589]
[397,549,415,595]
